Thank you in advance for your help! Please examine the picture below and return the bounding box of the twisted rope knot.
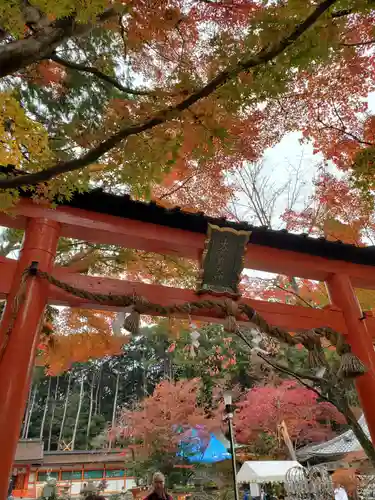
[133,295,150,314]
[223,298,239,333]
[295,330,326,369]
[295,330,322,352]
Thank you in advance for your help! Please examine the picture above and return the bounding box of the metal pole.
[227,411,239,500]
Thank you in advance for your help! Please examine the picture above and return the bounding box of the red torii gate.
[0,190,375,498]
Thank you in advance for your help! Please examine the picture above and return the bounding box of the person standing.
[144,472,172,500]
[334,485,349,500]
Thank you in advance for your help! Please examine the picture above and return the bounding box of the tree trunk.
[98,375,103,415]
[71,377,84,450]
[0,9,117,78]
[343,403,375,467]
[47,376,59,451]
[59,371,72,444]
[94,366,102,415]
[86,373,95,448]
[40,377,52,441]
[22,384,33,438]
[109,371,120,450]
[25,384,38,439]
[142,354,147,397]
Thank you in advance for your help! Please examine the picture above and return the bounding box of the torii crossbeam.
[0,189,375,499]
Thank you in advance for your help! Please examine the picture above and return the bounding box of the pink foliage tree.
[115,378,221,458]
[236,380,345,456]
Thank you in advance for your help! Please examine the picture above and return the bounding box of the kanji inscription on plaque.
[197,224,251,297]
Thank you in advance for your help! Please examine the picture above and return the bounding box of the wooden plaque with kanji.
[197,224,251,297]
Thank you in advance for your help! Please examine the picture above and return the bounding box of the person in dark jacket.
[144,472,172,500]
[7,474,17,498]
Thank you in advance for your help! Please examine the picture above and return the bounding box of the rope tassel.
[338,351,366,379]
[308,348,325,370]
[224,315,237,333]
[223,299,239,333]
[123,308,141,335]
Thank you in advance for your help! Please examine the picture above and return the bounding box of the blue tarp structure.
[178,428,232,464]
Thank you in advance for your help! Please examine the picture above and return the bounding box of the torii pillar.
[327,273,375,444]
[0,218,60,500]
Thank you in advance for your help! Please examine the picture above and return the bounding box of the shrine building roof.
[297,415,369,460]
[59,188,375,266]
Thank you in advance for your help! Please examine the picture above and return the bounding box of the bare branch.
[0,0,338,189]
[50,54,152,96]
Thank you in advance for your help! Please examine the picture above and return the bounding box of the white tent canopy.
[237,460,302,484]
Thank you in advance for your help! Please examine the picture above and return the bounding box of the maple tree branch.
[317,117,374,146]
[50,54,152,96]
[196,0,238,9]
[330,8,353,19]
[234,329,323,385]
[274,284,314,308]
[159,174,197,199]
[255,352,326,391]
[0,0,338,189]
[341,39,375,47]
[0,8,117,78]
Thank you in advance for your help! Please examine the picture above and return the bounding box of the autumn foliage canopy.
[0,0,374,214]
[37,308,127,375]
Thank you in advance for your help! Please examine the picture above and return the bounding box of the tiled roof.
[14,439,44,463]
[42,449,131,465]
[297,416,369,460]
[60,189,375,266]
[3,171,374,266]
[14,439,132,465]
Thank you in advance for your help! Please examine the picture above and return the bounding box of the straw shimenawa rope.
[33,268,366,380]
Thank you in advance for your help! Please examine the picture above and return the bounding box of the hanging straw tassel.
[123,307,141,335]
[307,348,325,370]
[335,334,366,379]
[307,344,327,370]
[223,299,239,333]
[298,330,326,370]
[123,296,149,335]
[124,296,149,335]
[224,314,238,333]
[338,348,366,379]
